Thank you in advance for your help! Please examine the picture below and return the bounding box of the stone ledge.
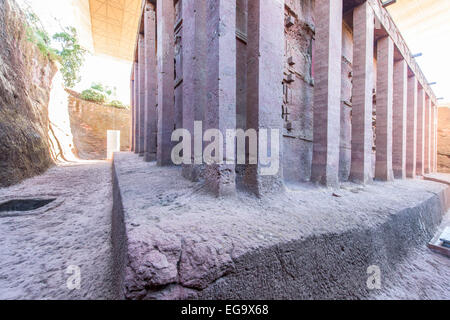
[112,152,450,300]
[424,173,450,186]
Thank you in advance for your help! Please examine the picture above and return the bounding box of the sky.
[74,53,132,103]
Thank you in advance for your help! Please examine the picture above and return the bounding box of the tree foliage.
[53,27,86,88]
[80,88,107,103]
[80,83,129,109]
[25,12,58,60]
[107,100,128,109]
[24,9,86,88]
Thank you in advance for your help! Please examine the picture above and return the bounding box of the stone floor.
[0,156,448,300]
[371,213,450,299]
[0,160,117,300]
[113,152,450,300]
[371,245,450,300]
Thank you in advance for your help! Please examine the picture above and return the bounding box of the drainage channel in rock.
[0,197,62,218]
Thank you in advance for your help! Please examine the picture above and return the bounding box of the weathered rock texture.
[113,152,450,300]
[283,0,315,184]
[0,0,56,187]
[0,0,78,187]
[0,160,117,299]
[67,90,131,160]
[437,106,450,173]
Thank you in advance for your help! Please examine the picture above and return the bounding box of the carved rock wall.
[0,0,56,187]
[67,91,131,160]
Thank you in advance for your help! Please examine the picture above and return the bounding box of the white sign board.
[107,130,120,160]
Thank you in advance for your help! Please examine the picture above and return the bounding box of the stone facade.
[129,0,438,196]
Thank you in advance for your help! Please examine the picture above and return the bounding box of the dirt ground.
[371,245,450,300]
[0,160,116,300]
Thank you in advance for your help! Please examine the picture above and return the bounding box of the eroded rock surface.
[0,0,56,187]
[113,152,450,300]
[0,160,116,299]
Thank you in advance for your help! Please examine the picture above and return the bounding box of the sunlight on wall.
[74,54,132,104]
[17,0,132,104]
[18,0,448,106]
[387,0,450,104]
[17,0,94,51]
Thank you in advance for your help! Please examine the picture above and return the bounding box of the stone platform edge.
[111,153,450,300]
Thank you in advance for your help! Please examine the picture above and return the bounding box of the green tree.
[53,27,86,88]
[24,7,86,89]
[80,88,107,103]
[25,12,58,60]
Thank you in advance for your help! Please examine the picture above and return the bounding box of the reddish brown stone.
[204,0,237,196]
[416,86,426,176]
[156,0,175,166]
[406,76,417,178]
[137,35,145,156]
[130,77,135,152]
[133,62,139,154]
[245,0,285,195]
[392,59,408,179]
[181,0,207,181]
[143,4,157,162]
[375,36,394,181]
[350,2,374,184]
[424,97,432,173]
[311,0,343,187]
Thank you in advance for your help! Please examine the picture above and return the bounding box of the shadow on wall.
[66,90,131,160]
[0,0,129,188]
[0,0,69,187]
[438,105,450,173]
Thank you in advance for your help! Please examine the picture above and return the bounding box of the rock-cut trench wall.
[0,0,75,187]
[67,91,131,160]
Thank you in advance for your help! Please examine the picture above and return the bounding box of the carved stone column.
[144,3,157,162]
[406,75,417,178]
[375,36,394,181]
[310,0,343,187]
[350,2,374,184]
[392,59,408,179]
[156,0,175,166]
[204,0,237,196]
[181,0,207,181]
[416,86,426,176]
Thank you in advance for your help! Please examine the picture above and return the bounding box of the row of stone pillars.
[130,0,438,196]
[130,3,157,163]
[130,0,285,197]
[311,0,438,187]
